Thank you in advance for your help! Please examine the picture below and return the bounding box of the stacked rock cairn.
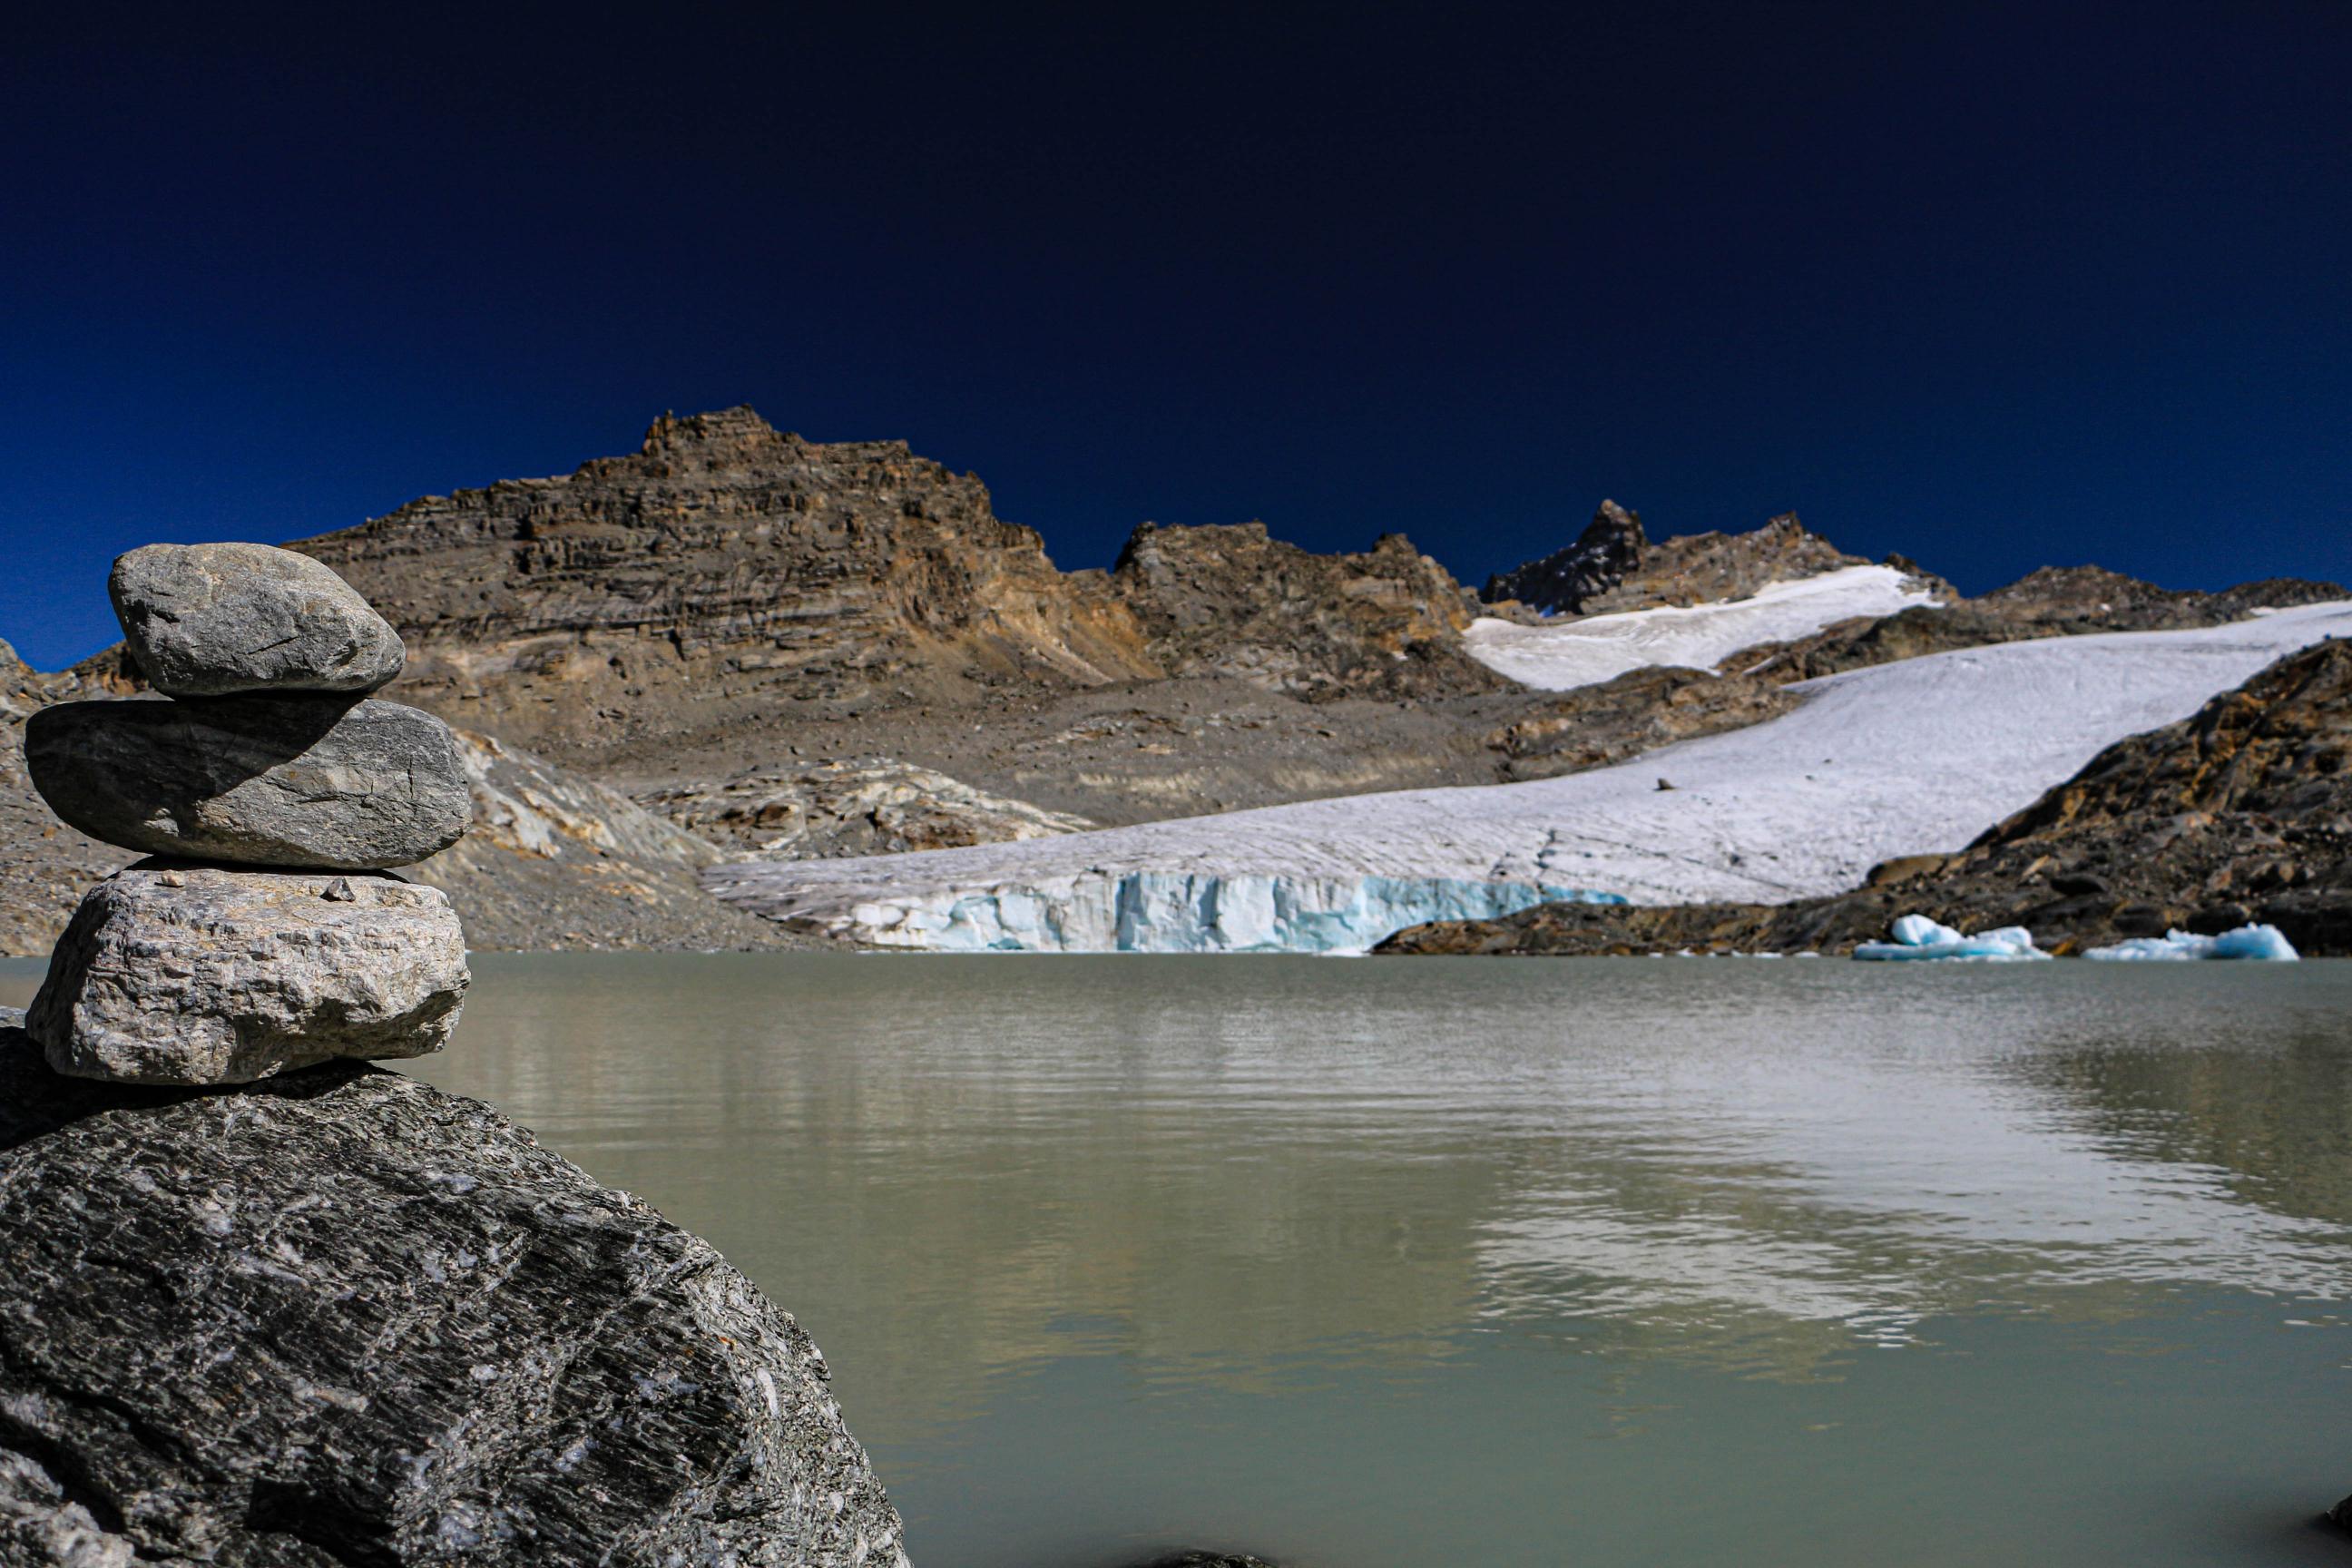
[23,543,473,1085]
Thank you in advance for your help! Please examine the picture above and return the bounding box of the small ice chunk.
[1890,914,1964,948]
[1856,913,2049,963]
[2082,924,2300,962]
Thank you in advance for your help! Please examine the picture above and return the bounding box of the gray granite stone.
[29,864,468,1084]
[110,541,405,697]
[25,695,470,869]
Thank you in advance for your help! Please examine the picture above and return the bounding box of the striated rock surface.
[639,756,1093,860]
[408,730,804,951]
[1480,666,1798,782]
[1481,499,1648,614]
[1381,638,2352,957]
[109,542,406,697]
[0,1031,906,1565]
[1106,522,1504,701]
[27,695,471,869]
[0,706,799,957]
[30,864,469,1084]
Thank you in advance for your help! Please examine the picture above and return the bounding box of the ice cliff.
[842,873,1625,953]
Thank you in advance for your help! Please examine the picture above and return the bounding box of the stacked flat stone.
[23,544,473,1085]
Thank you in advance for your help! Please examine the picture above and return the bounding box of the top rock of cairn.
[111,541,407,696]
[20,543,471,1086]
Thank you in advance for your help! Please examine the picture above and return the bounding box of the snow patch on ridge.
[1464,564,1937,691]
[841,873,1625,953]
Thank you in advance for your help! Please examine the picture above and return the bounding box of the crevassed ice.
[844,873,1625,954]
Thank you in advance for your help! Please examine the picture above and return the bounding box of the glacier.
[840,873,1624,954]
[707,599,2352,952]
[1462,564,1940,691]
[1853,914,2050,963]
[2082,925,2300,962]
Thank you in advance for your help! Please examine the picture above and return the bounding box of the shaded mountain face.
[1480,500,1647,614]
[288,407,1500,764]
[1482,505,1904,617]
[1381,637,2352,957]
[1582,511,1884,612]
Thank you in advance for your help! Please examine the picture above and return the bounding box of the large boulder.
[110,542,407,697]
[25,695,470,869]
[0,1033,909,1566]
[30,864,469,1084]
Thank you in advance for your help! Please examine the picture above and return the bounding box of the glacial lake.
[7,954,2349,1566]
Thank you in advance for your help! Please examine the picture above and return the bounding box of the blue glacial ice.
[1853,913,2051,963]
[846,872,1625,954]
[2082,925,2300,962]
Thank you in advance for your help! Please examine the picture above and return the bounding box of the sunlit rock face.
[840,872,1624,953]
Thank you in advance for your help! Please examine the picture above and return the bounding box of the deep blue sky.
[3,2,2347,668]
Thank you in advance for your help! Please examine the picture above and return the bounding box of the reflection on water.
[7,956,2347,1565]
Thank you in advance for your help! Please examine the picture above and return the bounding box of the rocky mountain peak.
[632,404,803,469]
[1481,500,1648,614]
[1109,518,1502,700]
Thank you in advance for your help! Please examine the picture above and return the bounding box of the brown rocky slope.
[287,407,1500,774]
[1378,637,2352,957]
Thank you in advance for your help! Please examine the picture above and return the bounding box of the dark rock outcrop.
[0,1032,906,1565]
[1107,522,1504,701]
[1582,511,1883,614]
[1481,500,1648,614]
[26,695,472,870]
[1481,666,1798,782]
[1382,638,2352,956]
[1484,506,1895,620]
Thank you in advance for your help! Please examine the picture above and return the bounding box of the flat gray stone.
[0,1033,909,1565]
[29,864,469,1084]
[25,695,470,869]
[110,541,406,696]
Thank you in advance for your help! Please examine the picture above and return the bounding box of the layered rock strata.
[283,407,1502,768]
[25,544,473,1084]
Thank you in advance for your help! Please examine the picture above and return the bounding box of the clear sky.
[3,2,2346,668]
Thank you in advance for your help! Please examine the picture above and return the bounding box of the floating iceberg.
[843,872,1624,954]
[1854,913,2051,963]
[2082,925,2300,962]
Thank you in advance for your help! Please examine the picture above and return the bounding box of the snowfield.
[1463,564,1939,690]
[707,601,2352,951]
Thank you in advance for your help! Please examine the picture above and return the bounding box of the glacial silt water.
[8,955,2346,1566]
